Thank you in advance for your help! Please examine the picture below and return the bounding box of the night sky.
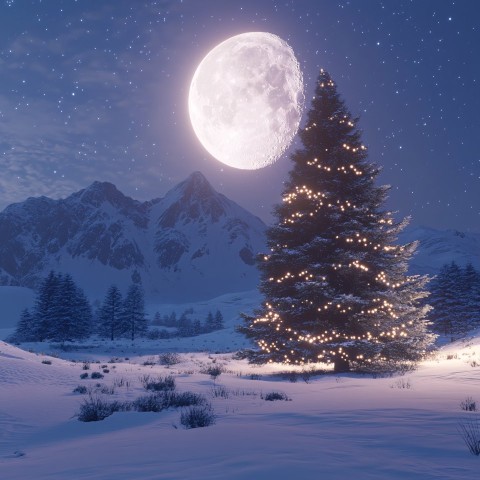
[0,0,478,232]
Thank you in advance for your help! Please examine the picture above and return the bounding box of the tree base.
[333,357,350,373]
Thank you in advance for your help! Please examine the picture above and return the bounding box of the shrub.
[203,365,223,384]
[282,371,298,383]
[103,369,110,374]
[158,352,180,366]
[264,391,289,401]
[211,385,230,398]
[113,377,130,389]
[41,359,52,365]
[77,395,128,422]
[96,384,115,395]
[73,385,88,394]
[458,418,480,456]
[80,372,89,379]
[91,372,104,380]
[133,393,165,412]
[162,391,206,408]
[180,404,216,429]
[82,362,90,370]
[132,391,206,412]
[140,374,175,392]
[460,397,477,412]
[390,378,412,389]
[143,357,157,366]
[146,329,170,340]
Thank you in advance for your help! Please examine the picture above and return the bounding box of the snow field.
[1,334,480,479]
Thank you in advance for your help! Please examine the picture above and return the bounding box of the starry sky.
[0,0,479,232]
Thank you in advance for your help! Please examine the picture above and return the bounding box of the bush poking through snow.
[41,359,52,365]
[460,397,477,412]
[113,377,130,389]
[132,394,165,412]
[80,372,89,379]
[180,404,216,429]
[77,394,129,422]
[264,391,289,401]
[458,418,480,456]
[203,365,223,384]
[132,391,206,412]
[211,385,230,398]
[163,391,206,408]
[91,372,104,380]
[73,385,87,394]
[158,352,180,366]
[390,378,412,389]
[142,357,157,366]
[140,374,176,392]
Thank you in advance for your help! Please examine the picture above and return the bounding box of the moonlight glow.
[188,32,304,170]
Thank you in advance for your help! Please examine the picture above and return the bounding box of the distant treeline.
[9,271,225,343]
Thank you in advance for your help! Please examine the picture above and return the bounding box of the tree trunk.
[333,356,350,373]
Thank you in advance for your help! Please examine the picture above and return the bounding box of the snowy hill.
[0,172,266,302]
[399,226,480,275]
[1,325,480,479]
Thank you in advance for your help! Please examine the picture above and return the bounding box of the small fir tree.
[97,285,123,340]
[240,70,434,372]
[462,263,480,331]
[430,262,480,340]
[121,283,147,341]
[11,309,37,342]
[214,310,224,330]
[204,311,216,333]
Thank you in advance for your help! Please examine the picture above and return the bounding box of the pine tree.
[51,274,92,343]
[462,263,480,331]
[178,313,193,337]
[72,283,93,339]
[214,310,224,330]
[32,271,62,341]
[121,283,147,341]
[430,262,480,339]
[240,70,434,372]
[11,309,37,342]
[97,285,123,340]
[192,319,202,336]
[204,311,216,333]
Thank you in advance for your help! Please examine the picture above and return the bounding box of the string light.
[243,69,432,369]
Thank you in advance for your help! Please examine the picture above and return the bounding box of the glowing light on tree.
[240,70,435,373]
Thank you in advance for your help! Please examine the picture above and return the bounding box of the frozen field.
[1,288,480,479]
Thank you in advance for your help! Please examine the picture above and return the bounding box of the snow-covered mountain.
[399,226,480,275]
[0,172,266,301]
[0,172,478,302]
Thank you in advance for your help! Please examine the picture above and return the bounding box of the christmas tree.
[241,70,434,372]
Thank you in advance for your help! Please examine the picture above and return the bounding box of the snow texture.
[1,289,480,479]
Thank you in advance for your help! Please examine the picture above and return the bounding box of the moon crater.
[189,32,304,170]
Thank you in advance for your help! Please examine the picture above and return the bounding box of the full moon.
[188,32,304,170]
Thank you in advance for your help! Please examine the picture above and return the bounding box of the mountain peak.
[156,172,227,228]
[76,181,134,208]
[180,171,215,198]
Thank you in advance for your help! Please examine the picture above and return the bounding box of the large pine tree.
[32,271,62,341]
[241,70,434,372]
[51,274,92,343]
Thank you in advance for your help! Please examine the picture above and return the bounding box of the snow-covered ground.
[1,288,480,479]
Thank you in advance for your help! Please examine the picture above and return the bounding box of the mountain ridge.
[0,174,478,301]
[0,172,266,301]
